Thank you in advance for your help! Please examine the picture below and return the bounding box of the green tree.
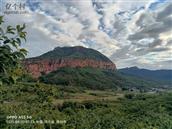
[0,16,27,84]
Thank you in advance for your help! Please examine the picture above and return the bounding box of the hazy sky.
[1,0,172,69]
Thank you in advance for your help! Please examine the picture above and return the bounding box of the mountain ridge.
[119,66,172,85]
[120,66,172,71]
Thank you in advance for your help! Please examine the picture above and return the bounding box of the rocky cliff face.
[23,58,116,78]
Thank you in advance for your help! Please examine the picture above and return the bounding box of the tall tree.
[0,16,27,84]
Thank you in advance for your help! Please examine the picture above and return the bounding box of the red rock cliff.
[23,58,116,78]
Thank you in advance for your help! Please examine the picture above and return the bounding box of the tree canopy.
[0,16,27,84]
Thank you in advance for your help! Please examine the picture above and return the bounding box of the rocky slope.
[23,46,116,77]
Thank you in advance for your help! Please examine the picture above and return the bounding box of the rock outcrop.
[23,58,116,77]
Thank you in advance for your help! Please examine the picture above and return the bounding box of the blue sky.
[1,0,172,69]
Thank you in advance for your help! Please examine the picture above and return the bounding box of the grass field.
[52,90,124,105]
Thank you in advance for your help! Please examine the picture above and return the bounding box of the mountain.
[23,46,168,90]
[119,67,172,85]
[23,46,116,77]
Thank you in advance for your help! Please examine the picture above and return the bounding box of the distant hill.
[23,46,116,77]
[119,67,172,85]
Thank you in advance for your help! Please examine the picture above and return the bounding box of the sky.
[0,0,172,69]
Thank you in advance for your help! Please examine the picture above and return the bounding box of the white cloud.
[1,0,172,69]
